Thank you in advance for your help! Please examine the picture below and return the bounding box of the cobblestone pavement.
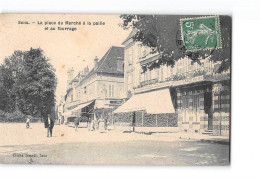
[0,123,230,165]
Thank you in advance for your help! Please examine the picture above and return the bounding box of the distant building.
[63,46,125,123]
[115,30,230,136]
[57,95,65,124]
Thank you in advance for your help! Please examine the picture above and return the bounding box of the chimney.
[84,66,89,74]
[94,56,99,70]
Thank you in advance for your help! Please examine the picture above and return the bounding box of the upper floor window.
[127,47,133,65]
[128,74,133,86]
[138,44,142,60]
[109,84,114,98]
[104,84,108,98]
[142,47,148,57]
[145,70,151,81]
[140,70,144,83]
[170,66,173,76]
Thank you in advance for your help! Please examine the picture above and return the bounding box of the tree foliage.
[0,48,57,119]
[119,15,231,73]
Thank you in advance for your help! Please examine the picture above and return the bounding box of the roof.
[122,28,138,45]
[80,46,124,84]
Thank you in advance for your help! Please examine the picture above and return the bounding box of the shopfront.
[175,79,230,136]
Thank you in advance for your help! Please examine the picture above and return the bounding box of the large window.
[103,84,107,97]
[142,47,147,57]
[145,70,151,81]
[128,74,133,86]
[112,85,114,97]
[138,44,142,60]
[109,84,115,98]
[140,70,144,83]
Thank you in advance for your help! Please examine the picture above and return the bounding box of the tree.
[0,48,57,120]
[119,15,231,73]
[0,51,24,112]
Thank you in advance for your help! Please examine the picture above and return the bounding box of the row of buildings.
[58,29,231,136]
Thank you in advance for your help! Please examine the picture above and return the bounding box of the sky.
[0,14,130,102]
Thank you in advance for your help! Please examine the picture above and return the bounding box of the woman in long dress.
[98,115,105,133]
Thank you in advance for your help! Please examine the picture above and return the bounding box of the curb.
[199,139,230,145]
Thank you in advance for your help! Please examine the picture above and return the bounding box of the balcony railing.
[134,68,230,91]
[137,78,159,89]
[139,53,160,66]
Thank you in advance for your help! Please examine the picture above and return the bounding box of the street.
[0,123,229,166]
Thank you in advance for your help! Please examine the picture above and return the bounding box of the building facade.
[62,46,125,123]
[57,95,65,124]
[119,30,230,136]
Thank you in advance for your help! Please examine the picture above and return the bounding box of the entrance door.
[204,92,213,130]
[183,93,200,129]
[193,94,200,123]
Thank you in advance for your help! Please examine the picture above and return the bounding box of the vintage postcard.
[0,14,231,165]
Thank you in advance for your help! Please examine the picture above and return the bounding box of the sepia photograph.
[0,14,231,166]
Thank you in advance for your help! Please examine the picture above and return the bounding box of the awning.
[114,88,175,114]
[63,100,94,116]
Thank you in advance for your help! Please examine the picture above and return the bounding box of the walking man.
[46,114,54,137]
[85,116,90,129]
[25,116,30,129]
[88,116,92,131]
[132,112,136,132]
[74,117,79,132]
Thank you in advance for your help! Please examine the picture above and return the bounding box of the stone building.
[63,46,125,124]
[115,30,230,136]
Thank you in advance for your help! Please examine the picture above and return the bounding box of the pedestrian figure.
[88,117,93,131]
[46,114,54,137]
[104,116,108,130]
[26,116,30,129]
[132,112,136,132]
[74,117,79,132]
[93,116,98,131]
[98,114,105,133]
[85,116,90,129]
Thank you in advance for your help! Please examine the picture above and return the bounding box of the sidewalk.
[110,125,229,144]
[110,125,230,145]
[174,132,230,145]
[64,124,230,145]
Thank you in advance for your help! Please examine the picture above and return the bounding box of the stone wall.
[212,81,231,136]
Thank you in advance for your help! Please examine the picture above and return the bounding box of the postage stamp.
[180,16,222,51]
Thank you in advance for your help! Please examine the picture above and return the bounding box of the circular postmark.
[176,29,217,61]
[176,16,222,61]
